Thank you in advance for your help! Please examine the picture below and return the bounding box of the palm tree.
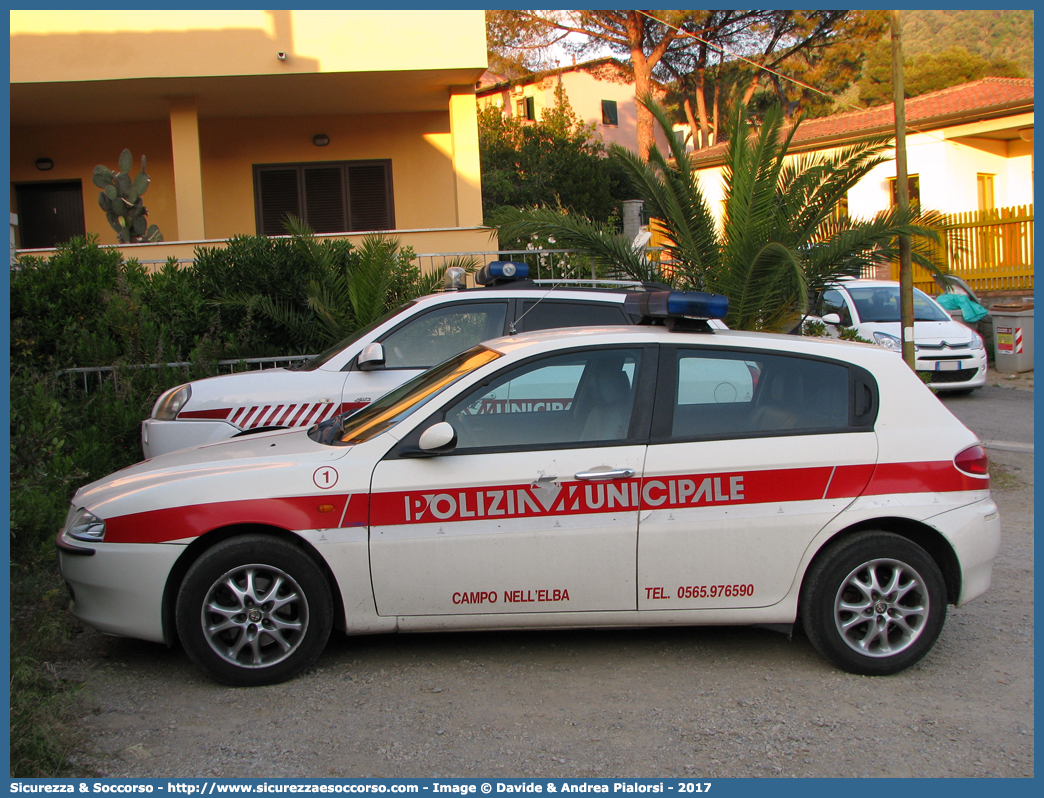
[492,98,942,332]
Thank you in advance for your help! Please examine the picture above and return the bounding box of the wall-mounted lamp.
[277,52,287,61]
[1018,128,1033,142]
[313,134,330,147]
[35,158,54,171]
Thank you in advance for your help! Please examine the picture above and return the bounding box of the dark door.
[16,181,86,249]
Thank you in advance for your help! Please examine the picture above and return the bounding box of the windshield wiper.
[309,414,345,445]
[324,413,347,445]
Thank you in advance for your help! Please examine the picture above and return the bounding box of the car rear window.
[517,300,628,332]
[667,350,851,440]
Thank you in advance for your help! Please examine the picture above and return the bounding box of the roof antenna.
[510,283,559,335]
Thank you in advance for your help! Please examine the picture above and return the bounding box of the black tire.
[176,535,333,686]
[800,532,947,676]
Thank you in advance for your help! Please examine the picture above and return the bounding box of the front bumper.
[917,350,988,391]
[58,532,187,644]
[142,417,241,458]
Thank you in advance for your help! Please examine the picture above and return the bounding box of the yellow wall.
[11,109,477,245]
[10,10,487,254]
[10,10,487,81]
[477,68,670,155]
[199,111,467,239]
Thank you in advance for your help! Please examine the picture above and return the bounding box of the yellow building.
[689,78,1034,223]
[10,10,489,262]
[476,58,670,155]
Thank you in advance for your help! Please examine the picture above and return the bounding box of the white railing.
[412,248,619,282]
[57,355,314,391]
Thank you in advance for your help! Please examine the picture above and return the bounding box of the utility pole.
[891,10,916,370]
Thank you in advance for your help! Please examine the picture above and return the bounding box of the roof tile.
[693,77,1034,163]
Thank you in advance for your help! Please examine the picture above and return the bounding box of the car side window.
[815,290,853,326]
[517,300,628,332]
[444,348,643,451]
[379,303,508,369]
[668,350,850,440]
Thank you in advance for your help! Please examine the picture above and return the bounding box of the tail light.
[954,445,989,476]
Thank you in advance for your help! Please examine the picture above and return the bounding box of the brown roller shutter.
[254,161,393,236]
[257,168,301,235]
[304,166,347,233]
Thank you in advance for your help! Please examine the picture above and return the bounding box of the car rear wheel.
[176,535,333,686]
[800,532,947,675]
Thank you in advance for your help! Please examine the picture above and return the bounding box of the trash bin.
[990,301,1034,373]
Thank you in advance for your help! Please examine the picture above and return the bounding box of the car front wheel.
[176,535,333,686]
[800,532,947,676]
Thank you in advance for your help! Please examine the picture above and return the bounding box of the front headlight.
[970,332,984,350]
[872,331,902,352]
[66,508,106,542]
[872,331,918,353]
[152,384,191,420]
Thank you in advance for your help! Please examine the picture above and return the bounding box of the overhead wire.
[635,10,951,146]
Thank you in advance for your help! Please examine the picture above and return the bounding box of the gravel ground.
[55,441,1032,780]
[984,368,1034,391]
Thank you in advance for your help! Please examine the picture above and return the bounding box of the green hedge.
[9,232,433,561]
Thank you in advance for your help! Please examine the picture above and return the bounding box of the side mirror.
[357,342,385,371]
[822,313,841,325]
[418,422,457,454]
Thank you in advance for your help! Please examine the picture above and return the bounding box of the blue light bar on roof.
[624,290,729,320]
[476,261,529,285]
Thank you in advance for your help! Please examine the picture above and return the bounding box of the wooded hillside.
[901,10,1033,77]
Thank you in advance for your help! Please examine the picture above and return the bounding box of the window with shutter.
[304,166,347,233]
[348,164,393,231]
[256,168,301,236]
[253,161,393,236]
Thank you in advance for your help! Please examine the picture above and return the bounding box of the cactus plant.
[93,149,163,244]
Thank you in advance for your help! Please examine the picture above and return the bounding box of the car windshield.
[310,346,502,446]
[848,287,950,323]
[293,302,417,371]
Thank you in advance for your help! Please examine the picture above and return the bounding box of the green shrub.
[838,326,873,344]
[10,231,447,560]
[204,224,439,354]
[11,236,231,371]
[802,319,829,337]
[11,236,124,368]
[9,366,205,558]
[10,561,86,777]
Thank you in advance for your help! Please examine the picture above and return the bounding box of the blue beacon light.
[625,291,729,324]
[476,261,529,285]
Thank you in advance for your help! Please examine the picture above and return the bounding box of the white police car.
[810,279,988,392]
[142,262,686,458]
[60,291,1000,686]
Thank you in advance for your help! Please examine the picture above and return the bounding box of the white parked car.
[59,291,1000,686]
[809,279,987,392]
[142,263,698,458]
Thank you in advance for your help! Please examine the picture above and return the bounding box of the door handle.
[574,468,636,481]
